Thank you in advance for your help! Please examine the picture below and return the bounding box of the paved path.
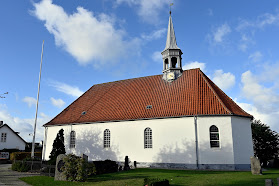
[0,164,39,185]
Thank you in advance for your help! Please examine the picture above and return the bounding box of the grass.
[20,168,279,186]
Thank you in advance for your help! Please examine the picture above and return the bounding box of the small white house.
[0,121,26,151]
[42,13,254,170]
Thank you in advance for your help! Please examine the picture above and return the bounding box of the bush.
[143,178,169,186]
[93,160,118,175]
[62,154,96,182]
[11,161,30,172]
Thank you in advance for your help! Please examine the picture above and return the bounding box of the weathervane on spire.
[169,3,174,15]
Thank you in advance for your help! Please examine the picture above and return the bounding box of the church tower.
[162,11,183,82]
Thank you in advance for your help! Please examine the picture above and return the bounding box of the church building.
[42,13,254,170]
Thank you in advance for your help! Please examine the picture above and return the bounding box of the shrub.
[143,178,169,186]
[93,160,118,175]
[62,154,96,182]
[11,161,30,172]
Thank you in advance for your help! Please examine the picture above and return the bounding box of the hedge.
[10,152,42,161]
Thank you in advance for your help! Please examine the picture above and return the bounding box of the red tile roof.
[45,68,252,126]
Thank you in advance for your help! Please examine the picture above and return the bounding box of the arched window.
[210,125,220,148]
[144,127,152,148]
[70,131,75,148]
[104,129,110,148]
[171,57,177,68]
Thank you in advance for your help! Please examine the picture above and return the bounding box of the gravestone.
[82,154,88,162]
[265,179,273,186]
[250,156,262,175]
[55,154,67,181]
[124,156,130,170]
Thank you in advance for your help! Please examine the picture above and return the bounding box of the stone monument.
[250,156,262,175]
[265,179,273,186]
[82,154,88,162]
[124,156,130,171]
[55,154,67,181]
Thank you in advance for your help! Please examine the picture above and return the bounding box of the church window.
[144,127,152,148]
[104,129,110,148]
[210,125,220,148]
[70,131,75,148]
[171,57,177,68]
[1,133,7,142]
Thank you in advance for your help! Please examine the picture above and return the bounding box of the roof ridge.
[198,70,232,115]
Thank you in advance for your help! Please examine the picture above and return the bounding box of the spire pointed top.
[163,10,180,51]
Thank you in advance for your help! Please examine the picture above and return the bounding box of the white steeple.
[161,12,183,82]
[163,13,180,51]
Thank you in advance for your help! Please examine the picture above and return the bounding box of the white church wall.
[43,116,252,170]
[43,117,197,165]
[197,116,234,165]
[231,116,253,169]
[0,126,25,150]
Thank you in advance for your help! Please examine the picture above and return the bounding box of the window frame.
[104,129,110,148]
[1,133,7,142]
[70,131,76,148]
[209,125,220,148]
[144,127,152,149]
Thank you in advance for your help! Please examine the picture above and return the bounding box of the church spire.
[161,10,183,82]
[164,13,180,51]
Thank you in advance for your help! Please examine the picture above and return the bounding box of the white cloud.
[49,81,84,98]
[32,0,140,66]
[235,100,279,133]
[141,28,167,41]
[248,51,263,62]
[212,70,235,91]
[238,34,255,52]
[50,97,65,108]
[183,61,206,72]
[237,12,279,30]
[152,51,162,63]
[115,0,169,24]
[241,70,279,113]
[0,104,51,142]
[236,61,279,132]
[213,23,231,43]
[22,96,37,107]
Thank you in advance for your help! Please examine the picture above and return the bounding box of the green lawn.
[20,168,279,186]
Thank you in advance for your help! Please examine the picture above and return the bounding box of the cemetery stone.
[54,154,67,181]
[250,156,262,175]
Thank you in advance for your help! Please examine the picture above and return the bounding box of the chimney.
[0,121,3,126]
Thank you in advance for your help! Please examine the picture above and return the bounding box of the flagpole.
[31,40,44,159]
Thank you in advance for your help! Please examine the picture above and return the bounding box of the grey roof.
[163,14,180,51]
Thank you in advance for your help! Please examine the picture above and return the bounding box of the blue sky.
[1,0,279,142]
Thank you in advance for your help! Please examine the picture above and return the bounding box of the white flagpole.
[31,40,44,159]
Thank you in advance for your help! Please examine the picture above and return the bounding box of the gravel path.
[0,164,39,185]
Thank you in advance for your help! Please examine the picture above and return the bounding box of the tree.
[49,129,66,164]
[251,120,279,167]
